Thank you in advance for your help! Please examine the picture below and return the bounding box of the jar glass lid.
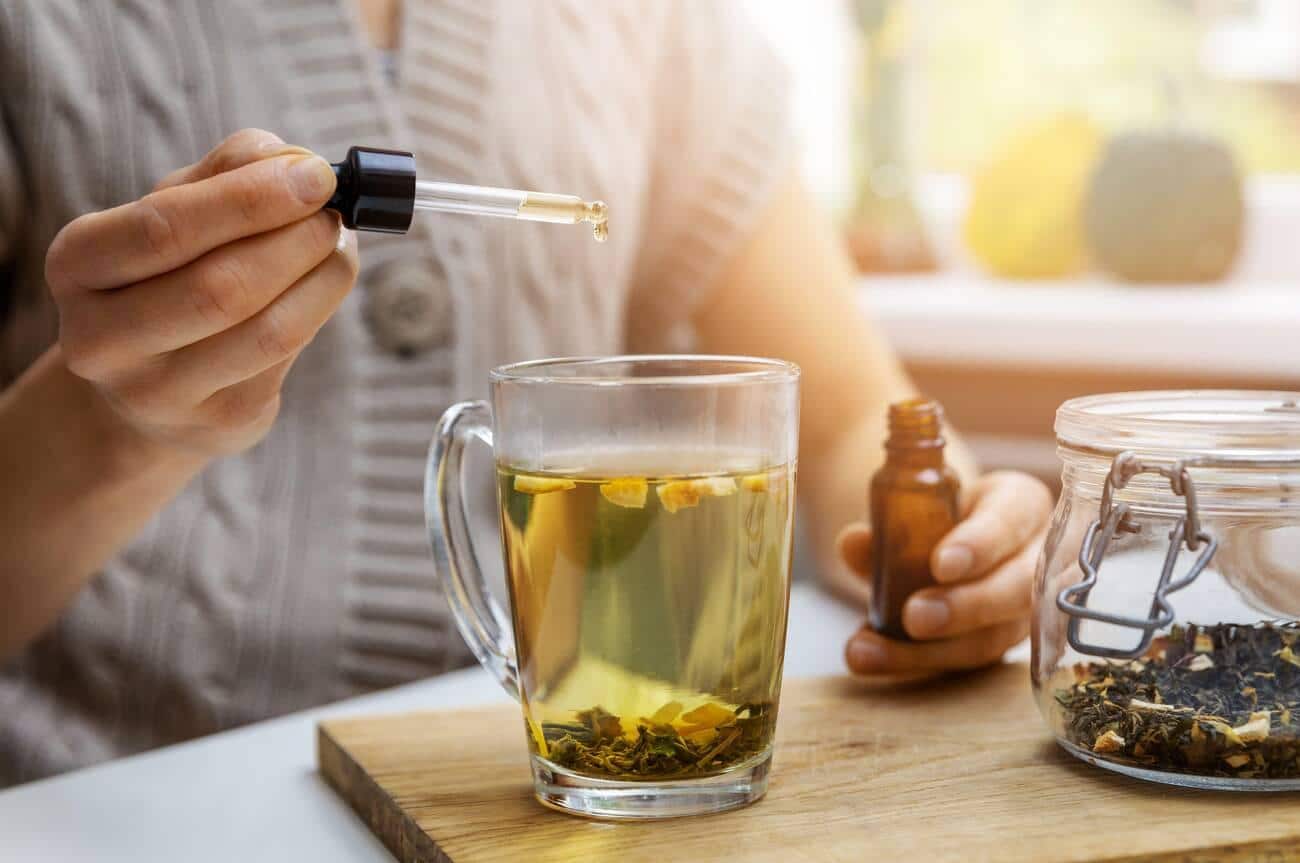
[1056,390,1300,464]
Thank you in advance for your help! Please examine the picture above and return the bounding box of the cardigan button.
[362,258,452,357]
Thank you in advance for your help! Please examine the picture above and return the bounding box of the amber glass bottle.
[868,399,961,641]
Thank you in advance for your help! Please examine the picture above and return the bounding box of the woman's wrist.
[34,346,210,488]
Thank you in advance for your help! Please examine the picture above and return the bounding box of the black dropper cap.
[326,146,416,234]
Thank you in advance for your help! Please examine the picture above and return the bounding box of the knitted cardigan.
[0,0,790,785]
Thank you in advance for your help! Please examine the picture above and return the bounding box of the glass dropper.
[414,181,608,242]
[326,145,608,241]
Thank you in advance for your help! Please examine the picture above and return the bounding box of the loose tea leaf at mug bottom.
[1054,622,1300,779]
[533,701,775,780]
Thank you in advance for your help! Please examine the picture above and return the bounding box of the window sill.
[860,273,1299,380]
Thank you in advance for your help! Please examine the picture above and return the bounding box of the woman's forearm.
[0,347,207,659]
[689,172,980,607]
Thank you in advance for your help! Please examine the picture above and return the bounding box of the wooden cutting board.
[318,664,1300,863]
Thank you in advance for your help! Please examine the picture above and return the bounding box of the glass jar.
[1032,391,1300,790]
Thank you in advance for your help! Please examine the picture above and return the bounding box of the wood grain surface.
[318,664,1300,863]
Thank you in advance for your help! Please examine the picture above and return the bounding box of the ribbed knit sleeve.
[629,0,794,336]
[0,2,37,385]
[0,5,25,269]
[0,124,19,270]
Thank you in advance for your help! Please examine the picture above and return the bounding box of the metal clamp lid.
[1056,451,1219,660]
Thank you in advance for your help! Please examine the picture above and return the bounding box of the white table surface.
[0,583,890,862]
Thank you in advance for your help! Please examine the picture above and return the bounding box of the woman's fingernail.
[847,637,886,672]
[906,596,950,637]
[934,545,973,582]
[289,155,335,203]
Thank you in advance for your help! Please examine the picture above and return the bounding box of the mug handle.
[424,400,519,697]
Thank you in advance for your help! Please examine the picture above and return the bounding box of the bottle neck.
[885,443,946,468]
[884,398,947,468]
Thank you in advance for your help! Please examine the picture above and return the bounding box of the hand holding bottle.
[839,469,1052,677]
[45,128,359,459]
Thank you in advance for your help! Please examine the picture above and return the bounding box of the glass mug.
[424,356,800,819]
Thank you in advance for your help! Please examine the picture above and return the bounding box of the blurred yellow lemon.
[964,114,1102,279]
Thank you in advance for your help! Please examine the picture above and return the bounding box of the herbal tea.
[1047,622,1300,780]
[499,459,795,781]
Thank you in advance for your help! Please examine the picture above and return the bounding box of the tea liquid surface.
[499,455,795,780]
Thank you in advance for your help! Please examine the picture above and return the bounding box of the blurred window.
[744,0,1300,279]
[910,0,1300,176]
[742,1,1300,191]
